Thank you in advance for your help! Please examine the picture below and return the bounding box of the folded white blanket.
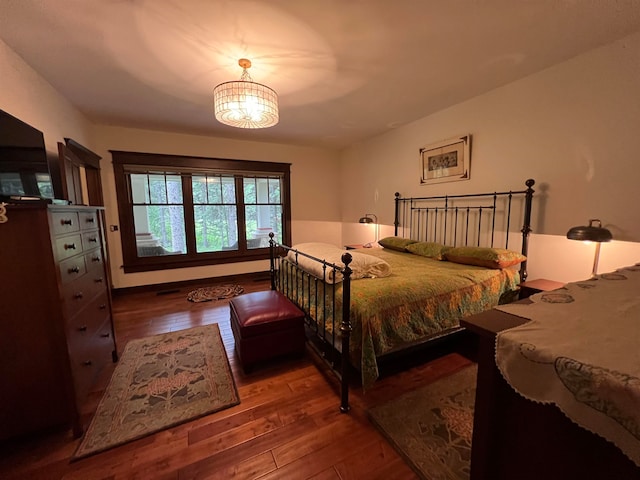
[286,242,392,284]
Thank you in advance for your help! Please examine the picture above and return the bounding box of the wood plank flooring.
[0,278,475,480]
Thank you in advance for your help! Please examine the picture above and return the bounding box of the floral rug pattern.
[73,324,239,460]
[369,365,477,480]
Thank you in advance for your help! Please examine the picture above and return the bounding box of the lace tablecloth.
[495,264,640,467]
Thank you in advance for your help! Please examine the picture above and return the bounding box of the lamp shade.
[359,213,378,242]
[213,81,279,129]
[213,59,279,129]
[359,213,377,224]
[566,219,612,242]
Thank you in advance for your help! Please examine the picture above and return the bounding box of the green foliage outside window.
[130,172,284,256]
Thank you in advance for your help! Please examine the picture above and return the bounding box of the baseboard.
[111,270,271,297]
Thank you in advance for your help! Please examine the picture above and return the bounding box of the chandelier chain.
[240,69,253,83]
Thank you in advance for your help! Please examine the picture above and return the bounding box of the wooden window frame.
[111,151,292,273]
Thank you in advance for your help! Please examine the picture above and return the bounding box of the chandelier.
[213,59,279,129]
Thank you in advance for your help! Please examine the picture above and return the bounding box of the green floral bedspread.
[279,248,520,388]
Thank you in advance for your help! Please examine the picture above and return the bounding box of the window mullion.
[182,174,197,256]
[235,176,247,250]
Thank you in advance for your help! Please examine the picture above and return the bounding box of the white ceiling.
[2,0,640,150]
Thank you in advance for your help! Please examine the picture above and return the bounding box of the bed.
[269,179,535,412]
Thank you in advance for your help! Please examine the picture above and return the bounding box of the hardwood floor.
[0,277,474,480]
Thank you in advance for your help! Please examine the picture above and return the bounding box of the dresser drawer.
[62,272,108,319]
[81,231,100,251]
[68,319,114,402]
[85,249,107,292]
[59,255,87,284]
[65,295,111,353]
[85,249,104,270]
[79,211,99,231]
[50,211,80,236]
[62,278,93,319]
[54,233,83,261]
[85,263,107,293]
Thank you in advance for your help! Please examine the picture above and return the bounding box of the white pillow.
[286,243,391,283]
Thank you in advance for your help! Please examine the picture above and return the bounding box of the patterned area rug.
[187,284,244,303]
[73,324,240,460]
[369,365,477,480]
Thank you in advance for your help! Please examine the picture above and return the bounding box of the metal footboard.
[268,235,353,412]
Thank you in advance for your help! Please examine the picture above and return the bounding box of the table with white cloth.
[460,265,640,480]
[495,264,640,468]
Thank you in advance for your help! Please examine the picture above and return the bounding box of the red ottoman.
[230,290,306,372]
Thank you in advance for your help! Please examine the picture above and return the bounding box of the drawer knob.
[99,304,107,310]
[82,360,93,366]
[64,243,76,250]
[88,237,98,243]
[77,325,88,332]
[74,292,84,299]
[86,217,95,224]
[92,256,101,262]
[95,277,103,283]
[100,333,111,338]
[61,219,73,226]
[68,266,80,274]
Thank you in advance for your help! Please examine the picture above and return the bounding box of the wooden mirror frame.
[57,138,104,206]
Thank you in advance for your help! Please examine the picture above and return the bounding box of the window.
[112,151,291,273]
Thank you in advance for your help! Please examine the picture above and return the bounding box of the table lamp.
[359,213,379,245]
[566,219,612,278]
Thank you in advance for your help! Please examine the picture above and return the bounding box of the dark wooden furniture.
[461,308,640,480]
[518,278,565,299]
[270,179,536,412]
[56,138,105,207]
[0,203,117,440]
[230,290,305,373]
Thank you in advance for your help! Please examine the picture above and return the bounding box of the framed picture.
[419,134,471,185]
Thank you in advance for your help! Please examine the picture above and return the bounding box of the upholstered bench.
[229,290,306,373]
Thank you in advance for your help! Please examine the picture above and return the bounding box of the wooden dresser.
[0,203,117,440]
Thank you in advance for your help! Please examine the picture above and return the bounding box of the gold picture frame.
[419,134,471,185]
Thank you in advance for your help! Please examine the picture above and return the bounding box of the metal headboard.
[394,179,535,281]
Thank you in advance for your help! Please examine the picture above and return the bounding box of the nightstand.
[518,279,565,300]
[344,244,365,250]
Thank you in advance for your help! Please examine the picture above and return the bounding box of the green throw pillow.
[378,236,418,252]
[405,241,448,260]
[445,246,526,269]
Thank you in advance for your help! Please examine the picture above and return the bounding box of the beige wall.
[0,38,92,156]
[92,126,342,288]
[1,36,342,289]
[340,30,640,282]
[4,29,640,288]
